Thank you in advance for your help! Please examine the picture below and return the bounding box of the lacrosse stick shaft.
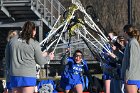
[84,14,109,42]
[43,38,57,52]
[39,23,64,45]
[81,25,110,52]
[82,22,110,51]
[75,30,104,53]
[72,0,109,42]
[40,4,78,46]
[52,27,66,53]
[76,29,111,54]
[53,5,78,53]
[84,19,107,43]
[47,15,61,38]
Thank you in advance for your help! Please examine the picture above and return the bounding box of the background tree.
[60,0,140,35]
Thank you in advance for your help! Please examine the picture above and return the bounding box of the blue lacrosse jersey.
[61,57,89,85]
[101,44,113,80]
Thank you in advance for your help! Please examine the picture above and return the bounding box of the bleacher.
[0,0,102,79]
[0,0,66,77]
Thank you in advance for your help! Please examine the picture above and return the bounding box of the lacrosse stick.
[83,17,111,51]
[72,0,109,42]
[73,23,111,54]
[52,4,78,53]
[39,15,62,46]
[47,15,61,38]
[69,17,109,51]
[81,24,111,52]
[43,38,58,52]
[69,19,110,53]
[40,23,64,46]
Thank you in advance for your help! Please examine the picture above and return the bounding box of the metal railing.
[0,0,66,27]
[31,0,65,27]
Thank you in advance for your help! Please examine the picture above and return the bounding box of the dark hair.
[112,31,117,36]
[123,24,138,37]
[108,31,118,42]
[123,24,140,44]
[19,21,36,44]
[113,36,126,49]
[73,50,83,58]
[117,36,125,41]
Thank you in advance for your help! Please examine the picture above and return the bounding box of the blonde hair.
[7,30,17,41]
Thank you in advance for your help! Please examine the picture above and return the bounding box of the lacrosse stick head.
[70,23,82,33]
[66,4,78,22]
[72,0,85,13]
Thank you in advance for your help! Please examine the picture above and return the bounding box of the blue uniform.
[10,76,36,88]
[60,57,88,90]
[102,44,123,80]
[101,44,113,80]
[127,80,140,88]
[6,82,12,90]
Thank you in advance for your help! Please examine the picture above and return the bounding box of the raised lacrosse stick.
[70,20,111,54]
[52,4,78,53]
[76,28,111,54]
[47,15,61,38]
[69,17,111,53]
[72,0,109,42]
[40,22,64,46]
[43,38,58,52]
[71,25,105,53]
[82,19,111,51]
[40,4,78,46]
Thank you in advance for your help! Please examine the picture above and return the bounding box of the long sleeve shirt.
[5,36,50,80]
[121,38,140,80]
